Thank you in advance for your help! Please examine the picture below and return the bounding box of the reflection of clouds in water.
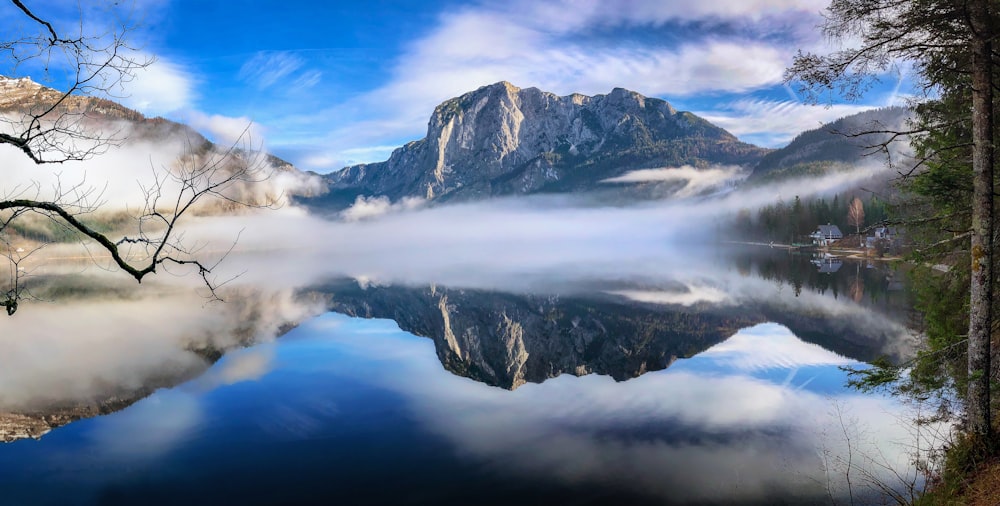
[305,314,930,503]
[37,312,930,503]
[701,323,855,371]
[86,390,201,458]
[191,345,277,391]
[82,341,314,459]
[0,286,323,411]
[610,284,732,306]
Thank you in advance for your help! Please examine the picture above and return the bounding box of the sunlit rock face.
[324,82,769,203]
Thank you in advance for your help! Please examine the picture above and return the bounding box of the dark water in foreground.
[0,249,929,505]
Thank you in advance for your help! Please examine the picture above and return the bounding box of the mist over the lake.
[0,155,917,415]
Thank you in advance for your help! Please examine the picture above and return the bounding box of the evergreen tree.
[787,0,1000,440]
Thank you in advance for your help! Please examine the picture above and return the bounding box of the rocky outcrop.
[0,75,144,121]
[0,393,154,443]
[323,82,769,204]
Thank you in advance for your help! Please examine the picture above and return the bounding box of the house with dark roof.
[811,224,843,246]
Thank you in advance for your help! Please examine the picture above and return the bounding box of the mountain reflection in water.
[0,247,929,505]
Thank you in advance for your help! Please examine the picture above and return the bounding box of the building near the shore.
[811,224,843,246]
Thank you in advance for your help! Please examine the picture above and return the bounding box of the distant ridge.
[748,106,912,183]
[0,74,306,175]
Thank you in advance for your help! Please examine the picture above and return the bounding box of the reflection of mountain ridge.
[2,247,917,442]
[319,262,916,389]
[323,280,759,389]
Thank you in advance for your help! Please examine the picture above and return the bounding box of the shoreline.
[723,241,904,262]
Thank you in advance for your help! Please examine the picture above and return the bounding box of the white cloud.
[601,165,746,197]
[509,0,830,31]
[184,110,266,146]
[86,389,202,458]
[339,195,426,222]
[701,323,855,371]
[195,346,276,388]
[610,285,732,307]
[117,54,194,115]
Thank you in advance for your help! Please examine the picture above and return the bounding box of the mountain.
[0,75,321,243]
[0,75,144,121]
[748,106,912,183]
[0,75,315,173]
[315,82,770,207]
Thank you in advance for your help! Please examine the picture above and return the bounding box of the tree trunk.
[967,0,994,438]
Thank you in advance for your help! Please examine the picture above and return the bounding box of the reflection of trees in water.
[736,247,910,315]
[850,276,865,303]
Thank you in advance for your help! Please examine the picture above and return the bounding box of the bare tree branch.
[0,2,279,314]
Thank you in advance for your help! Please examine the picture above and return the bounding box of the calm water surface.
[0,248,927,505]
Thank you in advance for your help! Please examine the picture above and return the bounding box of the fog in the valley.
[0,120,323,215]
[0,155,912,412]
[600,164,747,197]
[187,158,900,295]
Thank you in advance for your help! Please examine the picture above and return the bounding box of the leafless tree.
[848,196,865,248]
[0,1,276,315]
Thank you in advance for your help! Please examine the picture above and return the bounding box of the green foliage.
[736,192,891,245]
[842,357,902,393]
[746,160,840,185]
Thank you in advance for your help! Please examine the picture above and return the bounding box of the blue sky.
[8,0,912,173]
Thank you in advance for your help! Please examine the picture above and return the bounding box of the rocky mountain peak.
[0,74,54,108]
[321,82,767,205]
[0,75,40,88]
[0,74,144,122]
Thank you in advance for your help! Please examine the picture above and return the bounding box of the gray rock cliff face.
[324,82,768,203]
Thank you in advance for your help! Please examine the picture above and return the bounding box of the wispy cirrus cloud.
[505,0,829,30]
[697,99,881,147]
[239,51,321,91]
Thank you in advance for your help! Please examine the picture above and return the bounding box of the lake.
[0,236,932,505]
